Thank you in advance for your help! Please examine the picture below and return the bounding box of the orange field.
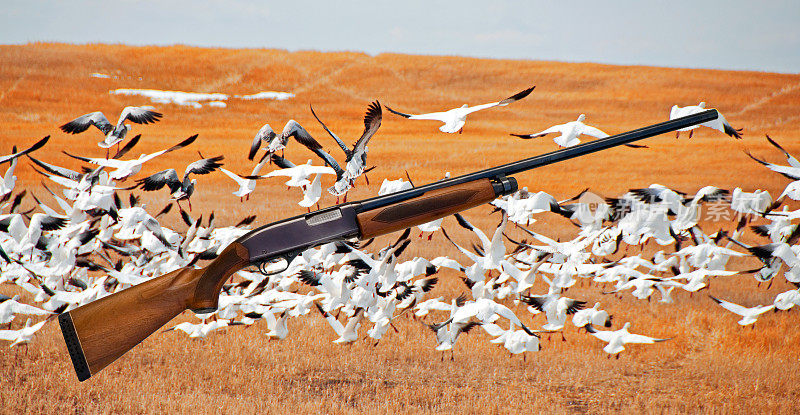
[1,43,800,414]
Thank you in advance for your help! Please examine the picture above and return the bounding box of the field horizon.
[1,43,800,414]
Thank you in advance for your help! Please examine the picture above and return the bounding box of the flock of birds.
[2,86,796,363]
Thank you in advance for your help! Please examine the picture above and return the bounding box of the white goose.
[512,114,649,149]
[709,295,775,326]
[670,102,742,139]
[385,86,534,134]
[219,153,270,202]
[0,318,47,347]
[60,106,162,156]
[63,134,197,181]
[585,322,669,356]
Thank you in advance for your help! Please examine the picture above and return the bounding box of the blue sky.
[2,1,798,73]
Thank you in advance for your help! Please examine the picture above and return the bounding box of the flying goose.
[584,322,669,357]
[134,155,224,211]
[511,114,646,149]
[385,86,534,134]
[669,102,742,139]
[60,106,162,157]
[63,134,197,181]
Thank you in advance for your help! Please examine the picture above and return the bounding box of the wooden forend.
[356,178,497,239]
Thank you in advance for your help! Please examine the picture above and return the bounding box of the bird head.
[577,114,586,122]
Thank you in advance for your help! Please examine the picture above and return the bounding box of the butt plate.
[58,312,91,382]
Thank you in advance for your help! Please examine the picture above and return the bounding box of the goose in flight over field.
[708,295,775,326]
[669,102,742,139]
[290,101,381,200]
[63,134,197,181]
[385,86,534,134]
[511,114,647,149]
[0,318,47,347]
[1,137,50,202]
[747,135,800,202]
[248,120,317,162]
[134,155,224,211]
[219,153,270,202]
[60,106,162,157]
[585,322,669,357]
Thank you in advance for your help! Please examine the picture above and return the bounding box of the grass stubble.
[0,43,799,414]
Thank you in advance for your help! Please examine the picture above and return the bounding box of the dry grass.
[1,43,800,414]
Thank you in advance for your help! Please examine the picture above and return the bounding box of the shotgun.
[59,109,719,381]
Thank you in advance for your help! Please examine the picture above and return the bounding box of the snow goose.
[0,295,50,327]
[0,318,47,347]
[669,102,742,139]
[63,134,197,181]
[60,106,162,157]
[134,155,224,211]
[511,114,645,149]
[219,152,270,202]
[510,114,643,148]
[247,123,276,160]
[708,295,775,326]
[572,302,612,329]
[385,86,534,134]
[309,101,382,197]
[585,322,669,357]
[316,304,365,344]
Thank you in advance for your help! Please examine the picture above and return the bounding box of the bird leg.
[188,199,193,212]
[246,194,250,201]
[561,332,566,342]
[688,130,694,139]
[616,353,620,360]
[105,148,109,159]
[458,127,463,134]
[675,131,680,139]
[428,233,433,241]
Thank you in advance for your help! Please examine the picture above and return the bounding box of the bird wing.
[622,332,667,344]
[350,101,382,158]
[184,156,224,179]
[139,134,198,164]
[269,154,297,169]
[579,124,609,139]
[523,124,564,139]
[118,106,163,126]
[219,168,248,186]
[136,169,180,192]
[11,301,50,316]
[285,122,344,178]
[463,86,535,114]
[0,136,49,165]
[586,327,616,343]
[709,295,749,316]
[61,151,126,169]
[766,135,800,168]
[747,151,800,181]
[27,155,82,181]
[110,134,141,159]
[384,104,450,122]
[248,124,276,160]
[310,105,350,156]
[60,112,113,134]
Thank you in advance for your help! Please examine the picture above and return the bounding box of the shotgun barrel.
[59,109,719,381]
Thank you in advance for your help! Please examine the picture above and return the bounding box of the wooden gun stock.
[59,243,249,381]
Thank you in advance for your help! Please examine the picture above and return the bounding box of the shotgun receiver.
[59,109,719,381]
